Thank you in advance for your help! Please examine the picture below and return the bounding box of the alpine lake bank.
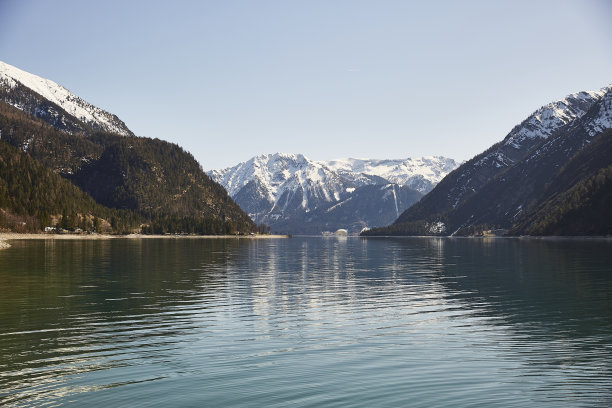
[0,231,290,250]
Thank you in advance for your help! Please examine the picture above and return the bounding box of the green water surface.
[1,237,611,407]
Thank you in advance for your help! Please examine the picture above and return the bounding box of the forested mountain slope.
[0,60,255,234]
[509,129,612,236]
[363,86,612,236]
[0,139,137,233]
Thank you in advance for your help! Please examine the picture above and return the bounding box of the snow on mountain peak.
[210,153,341,205]
[209,153,457,229]
[0,60,131,136]
[209,153,459,221]
[582,86,612,137]
[503,88,606,149]
[324,156,458,190]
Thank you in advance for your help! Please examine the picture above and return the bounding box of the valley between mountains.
[0,59,610,236]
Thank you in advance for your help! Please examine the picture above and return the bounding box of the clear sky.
[1,0,611,170]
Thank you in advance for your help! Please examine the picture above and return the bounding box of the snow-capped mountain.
[209,153,458,233]
[471,89,606,173]
[325,157,458,193]
[367,83,612,236]
[502,89,608,148]
[0,60,132,136]
[210,153,348,214]
[0,60,255,232]
[582,88,612,137]
[412,86,610,215]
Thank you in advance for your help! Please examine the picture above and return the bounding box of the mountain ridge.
[210,153,457,234]
[0,60,255,234]
[363,84,612,236]
[0,60,133,136]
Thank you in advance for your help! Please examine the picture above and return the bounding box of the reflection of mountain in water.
[1,237,611,406]
[426,238,612,338]
[231,238,612,370]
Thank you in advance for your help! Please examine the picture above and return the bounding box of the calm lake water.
[1,237,611,407]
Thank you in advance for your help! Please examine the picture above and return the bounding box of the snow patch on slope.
[584,87,612,137]
[209,153,458,223]
[210,153,348,213]
[0,60,131,136]
[503,90,606,149]
[324,156,458,192]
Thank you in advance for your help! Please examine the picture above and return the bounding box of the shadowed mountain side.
[0,66,256,235]
[510,129,612,235]
[0,101,253,230]
[70,133,251,223]
[269,184,422,235]
[363,87,612,237]
[0,139,136,232]
[0,102,103,174]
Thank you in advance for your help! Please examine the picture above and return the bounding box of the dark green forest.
[0,101,256,234]
[0,139,138,232]
[510,130,612,235]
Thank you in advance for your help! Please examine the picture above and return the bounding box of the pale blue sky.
[1,0,611,169]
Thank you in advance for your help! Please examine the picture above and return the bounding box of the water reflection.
[0,239,237,405]
[0,237,611,407]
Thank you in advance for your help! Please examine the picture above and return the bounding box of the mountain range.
[364,85,612,236]
[210,154,458,234]
[1,59,609,237]
[0,60,255,234]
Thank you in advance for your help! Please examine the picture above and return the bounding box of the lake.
[1,237,611,407]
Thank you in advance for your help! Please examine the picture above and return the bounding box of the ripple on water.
[1,237,611,407]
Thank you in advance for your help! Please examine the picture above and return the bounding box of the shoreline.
[0,232,289,248]
[358,235,612,240]
[2,233,608,249]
